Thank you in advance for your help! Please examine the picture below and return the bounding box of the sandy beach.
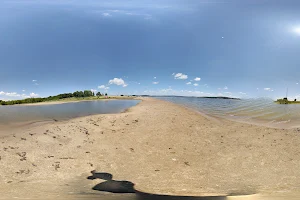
[1,97,300,199]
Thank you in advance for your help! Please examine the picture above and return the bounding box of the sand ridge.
[1,97,300,199]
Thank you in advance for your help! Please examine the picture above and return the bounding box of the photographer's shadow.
[87,170,227,200]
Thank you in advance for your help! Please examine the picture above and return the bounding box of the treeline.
[0,90,107,106]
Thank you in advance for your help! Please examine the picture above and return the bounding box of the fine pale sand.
[1,97,300,199]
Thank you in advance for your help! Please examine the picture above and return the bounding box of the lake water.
[0,100,140,126]
[155,97,300,129]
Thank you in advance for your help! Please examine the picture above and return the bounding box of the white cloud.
[91,89,97,93]
[193,83,198,86]
[22,90,26,92]
[152,81,159,84]
[186,82,192,85]
[264,88,274,92]
[32,80,37,82]
[34,82,39,85]
[98,85,110,90]
[142,88,215,97]
[174,73,188,80]
[102,13,111,17]
[108,10,120,13]
[224,92,232,94]
[224,86,228,90]
[297,83,299,85]
[0,91,38,100]
[29,93,39,98]
[108,78,127,87]
[239,92,247,95]
[5,92,21,97]
[154,77,156,79]
[194,77,201,81]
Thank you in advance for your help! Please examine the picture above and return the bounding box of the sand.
[1,97,300,199]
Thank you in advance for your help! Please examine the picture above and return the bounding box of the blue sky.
[1,0,300,100]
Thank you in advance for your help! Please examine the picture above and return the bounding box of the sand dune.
[1,97,300,199]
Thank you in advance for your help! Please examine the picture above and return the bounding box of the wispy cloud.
[239,92,247,95]
[30,93,39,98]
[102,12,111,17]
[98,85,110,90]
[194,77,201,81]
[32,80,37,82]
[264,88,274,92]
[224,86,228,90]
[193,83,198,86]
[152,81,159,84]
[153,77,156,79]
[143,88,214,97]
[174,73,188,80]
[0,91,38,100]
[186,82,191,85]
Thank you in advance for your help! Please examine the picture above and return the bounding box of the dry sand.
[1,97,300,199]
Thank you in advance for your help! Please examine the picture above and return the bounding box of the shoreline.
[1,97,300,198]
[0,96,137,107]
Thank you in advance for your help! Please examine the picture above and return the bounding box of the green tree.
[96,92,101,98]
[84,90,93,97]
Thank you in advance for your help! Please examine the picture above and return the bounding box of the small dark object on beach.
[87,171,113,180]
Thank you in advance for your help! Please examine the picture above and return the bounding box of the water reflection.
[0,100,140,125]
[155,97,300,128]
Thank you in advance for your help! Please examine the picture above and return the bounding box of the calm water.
[156,97,300,129]
[0,100,140,125]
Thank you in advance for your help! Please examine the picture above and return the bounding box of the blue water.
[0,100,140,125]
[155,97,300,129]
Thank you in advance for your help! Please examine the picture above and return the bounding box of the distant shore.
[1,97,300,199]
[2,96,137,106]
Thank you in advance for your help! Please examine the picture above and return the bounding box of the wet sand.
[1,97,300,199]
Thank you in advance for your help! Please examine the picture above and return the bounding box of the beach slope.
[1,98,300,198]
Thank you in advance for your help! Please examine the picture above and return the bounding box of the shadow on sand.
[86,170,251,200]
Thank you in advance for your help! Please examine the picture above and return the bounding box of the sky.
[1,0,300,100]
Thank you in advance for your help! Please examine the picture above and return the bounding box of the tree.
[96,92,101,98]
[84,90,93,97]
[105,93,107,96]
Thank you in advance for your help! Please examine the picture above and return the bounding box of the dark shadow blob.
[87,170,113,180]
[87,171,254,200]
[92,180,135,193]
[136,191,226,200]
